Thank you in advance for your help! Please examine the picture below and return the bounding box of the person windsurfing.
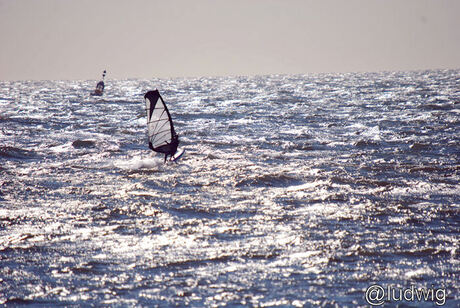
[145,90,181,163]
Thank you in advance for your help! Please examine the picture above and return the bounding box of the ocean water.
[0,70,459,307]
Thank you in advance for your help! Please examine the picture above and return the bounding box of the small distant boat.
[91,70,106,96]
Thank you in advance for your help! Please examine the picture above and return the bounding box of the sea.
[0,70,459,307]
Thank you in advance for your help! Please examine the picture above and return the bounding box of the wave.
[354,139,381,147]
[234,172,302,188]
[0,146,37,159]
[420,101,455,111]
[409,142,431,151]
[111,156,163,171]
[72,139,97,148]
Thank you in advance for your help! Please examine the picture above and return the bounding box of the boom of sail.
[144,90,179,160]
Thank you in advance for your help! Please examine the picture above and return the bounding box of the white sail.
[145,90,176,151]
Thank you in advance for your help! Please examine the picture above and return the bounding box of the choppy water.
[0,70,459,307]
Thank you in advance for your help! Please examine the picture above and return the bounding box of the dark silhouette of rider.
[165,134,179,162]
[149,133,179,162]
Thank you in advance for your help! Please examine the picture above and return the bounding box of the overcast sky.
[0,0,459,81]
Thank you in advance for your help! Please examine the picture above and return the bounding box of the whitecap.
[111,156,163,170]
[405,267,436,279]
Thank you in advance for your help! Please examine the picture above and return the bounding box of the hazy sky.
[1,0,459,81]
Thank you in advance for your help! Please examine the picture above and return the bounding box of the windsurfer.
[166,134,180,162]
[149,133,179,162]
[145,90,181,163]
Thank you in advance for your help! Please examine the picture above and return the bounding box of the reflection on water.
[0,70,459,306]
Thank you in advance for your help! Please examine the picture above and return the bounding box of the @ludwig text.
[365,284,446,306]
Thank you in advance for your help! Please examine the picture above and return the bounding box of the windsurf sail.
[144,90,179,161]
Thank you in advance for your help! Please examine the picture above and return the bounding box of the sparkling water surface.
[0,70,459,306]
